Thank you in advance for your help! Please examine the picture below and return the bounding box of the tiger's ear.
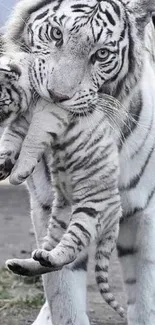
[127,0,155,25]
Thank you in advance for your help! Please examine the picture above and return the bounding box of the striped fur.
[0,61,124,316]
[0,53,33,180]
[1,0,155,324]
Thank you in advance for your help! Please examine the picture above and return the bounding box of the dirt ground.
[0,183,127,325]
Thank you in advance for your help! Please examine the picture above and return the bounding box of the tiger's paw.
[6,258,35,276]
[32,249,54,268]
[6,257,61,276]
[32,248,70,269]
[10,157,38,185]
[0,150,18,180]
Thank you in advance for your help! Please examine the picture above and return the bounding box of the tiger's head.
[3,0,155,113]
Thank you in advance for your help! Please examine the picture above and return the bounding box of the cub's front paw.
[0,150,18,180]
[10,157,38,185]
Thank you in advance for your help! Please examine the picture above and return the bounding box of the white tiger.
[1,0,155,325]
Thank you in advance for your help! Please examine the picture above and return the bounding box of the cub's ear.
[126,0,155,25]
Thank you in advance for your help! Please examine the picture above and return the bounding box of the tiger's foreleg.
[31,180,90,325]
[117,209,155,325]
[10,99,66,185]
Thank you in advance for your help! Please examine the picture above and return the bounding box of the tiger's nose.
[48,89,70,102]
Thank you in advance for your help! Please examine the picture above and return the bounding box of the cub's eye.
[50,27,62,41]
[95,49,110,61]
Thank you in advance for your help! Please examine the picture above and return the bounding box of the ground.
[0,182,127,325]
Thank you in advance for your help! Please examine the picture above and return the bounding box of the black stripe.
[65,121,76,134]
[95,264,108,272]
[127,17,135,75]
[65,141,87,164]
[118,92,142,151]
[53,0,64,11]
[47,132,57,141]
[100,288,114,295]
[104,9,116,26]
[73,188,110,204]
[64,245,75,252]
[73,207,97,218]
[120,185,155,224]
[66,156,81,171]
[73,164,116,186]
[96,251,110,259]
[10,128,25,139]
[52,215,67,230]
[96,275,108,284]
[72,147,100,172]
[120,144,154,191]
[58,132,83,151]
[117,245,138,257]
[42,154,51,183]
[109,45,127,84]
[131,112,153,159]
[104,60,118,75]
[68,230,85,247]
[34,9,49,21]
[71,4,90,9]
[125,278,136,285]
[72,222,91,238]
[101,0,121,17]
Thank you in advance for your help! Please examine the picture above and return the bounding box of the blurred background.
[0,0,18,28]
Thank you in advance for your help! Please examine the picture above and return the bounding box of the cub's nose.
[48,89,70,102]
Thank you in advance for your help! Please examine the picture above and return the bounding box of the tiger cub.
[0,55,124,317]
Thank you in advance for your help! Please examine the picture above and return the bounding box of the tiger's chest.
[117,79,155,215]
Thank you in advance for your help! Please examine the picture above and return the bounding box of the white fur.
[1,1,155,325]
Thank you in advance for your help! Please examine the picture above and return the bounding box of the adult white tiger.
[2,0,155,325]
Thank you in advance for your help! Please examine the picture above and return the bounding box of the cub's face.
[0,56,21,126]
[0,54,31,126]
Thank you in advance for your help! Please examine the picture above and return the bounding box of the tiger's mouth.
[48,89,70,103]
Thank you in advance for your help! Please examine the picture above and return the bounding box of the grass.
[0,267,44,313]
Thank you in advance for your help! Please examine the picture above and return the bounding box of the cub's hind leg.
[30,165,90,325]
[117,208,155,325]
[6,184,70,275]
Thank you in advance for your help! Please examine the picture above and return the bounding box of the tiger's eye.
[95,49,110,61]
[50,27,62,41]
